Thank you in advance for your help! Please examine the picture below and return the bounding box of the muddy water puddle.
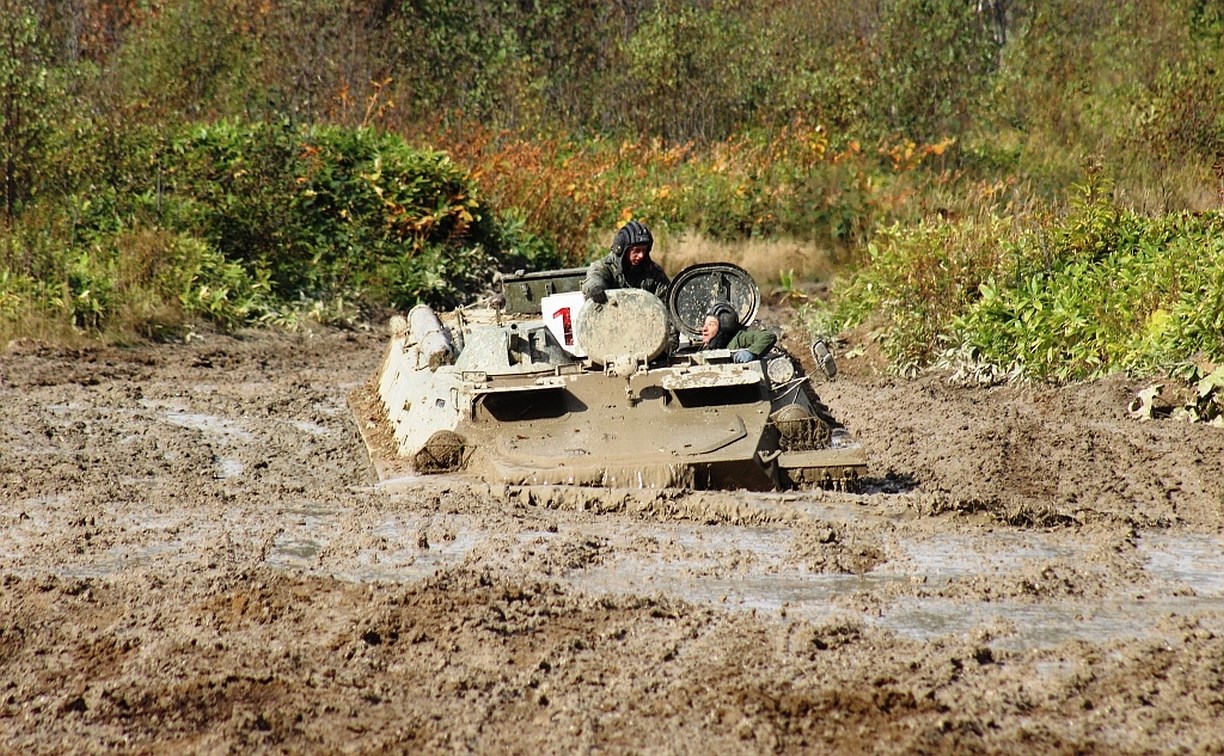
[6,495,1224,649]
[884,533,1080,577]
[216,457,245,478]
[248,514,1224,649]
[158,410,254,442]
[1140,533,1224,595]
[556,527,1224,648]
[289,419,334,437]
[2,509,207,578]
[263,509,484,583]
[879,594,1224,650]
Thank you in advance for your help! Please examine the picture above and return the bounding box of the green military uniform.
[723,327,777,358]
[581,250,670,301]
[582,223,676,353]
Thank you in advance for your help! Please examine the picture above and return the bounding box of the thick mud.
[3,323,1224,753]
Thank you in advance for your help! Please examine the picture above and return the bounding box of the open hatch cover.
[667,262,761,338]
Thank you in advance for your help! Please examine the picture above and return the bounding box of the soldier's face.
[626,245,648,267]
[701,316,720,344]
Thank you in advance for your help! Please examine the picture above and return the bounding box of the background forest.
[1,0,1222,381]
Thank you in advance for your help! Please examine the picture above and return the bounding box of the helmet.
[611,220,653,261]
[705,301,739,334]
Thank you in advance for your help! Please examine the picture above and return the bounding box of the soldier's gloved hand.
[588,287,607,305]
[733,349,754,363]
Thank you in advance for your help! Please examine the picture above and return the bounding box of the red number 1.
[550,306,573,345]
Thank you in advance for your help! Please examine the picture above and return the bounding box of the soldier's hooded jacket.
[582,221,670,302]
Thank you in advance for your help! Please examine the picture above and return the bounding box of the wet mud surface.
[3,325,1224,753]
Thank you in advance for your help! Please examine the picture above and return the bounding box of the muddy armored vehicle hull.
[354,264,865,492]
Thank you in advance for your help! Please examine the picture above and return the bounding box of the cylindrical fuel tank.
[409,304,455,368]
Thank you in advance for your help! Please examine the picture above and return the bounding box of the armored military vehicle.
[352,263,865,492]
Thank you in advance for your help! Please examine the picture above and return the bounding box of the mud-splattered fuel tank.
[351,264,866,491]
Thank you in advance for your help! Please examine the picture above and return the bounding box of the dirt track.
[3,323,1224,753]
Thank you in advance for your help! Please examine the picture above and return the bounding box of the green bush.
[833,213,1015,374]
[2,119,511,337]
[161,121,500,309]
[957,210,1224,380]
[830,169,1224,381]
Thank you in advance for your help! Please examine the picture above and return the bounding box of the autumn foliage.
[1,0,1222,378]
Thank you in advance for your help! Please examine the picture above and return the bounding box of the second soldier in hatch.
[700,301,777,363]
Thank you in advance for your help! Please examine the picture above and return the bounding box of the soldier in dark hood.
[581,220,670,304]
[700,301,777,363]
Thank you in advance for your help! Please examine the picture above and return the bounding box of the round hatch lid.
[574,288,671,366]
[666,262,761,338]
